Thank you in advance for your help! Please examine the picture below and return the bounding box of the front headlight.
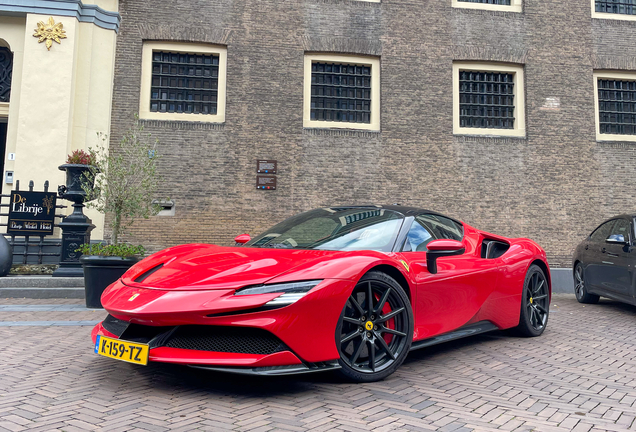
[234,280,323,306]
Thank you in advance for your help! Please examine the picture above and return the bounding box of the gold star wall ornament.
[33,17,67,51]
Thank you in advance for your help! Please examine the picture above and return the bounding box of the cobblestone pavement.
[1,294,636,432]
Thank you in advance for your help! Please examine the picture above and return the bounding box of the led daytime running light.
[234,280,322,296]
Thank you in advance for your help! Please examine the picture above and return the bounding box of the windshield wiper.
[258,243,310,249]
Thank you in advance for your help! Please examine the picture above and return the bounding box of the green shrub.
[75,243,145,258]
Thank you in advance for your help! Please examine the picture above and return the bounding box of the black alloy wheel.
[574,263,600,304]
[335,271,413,382]
[513,264,550,337]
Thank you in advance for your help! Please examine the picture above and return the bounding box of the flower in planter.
[66,149,96,166]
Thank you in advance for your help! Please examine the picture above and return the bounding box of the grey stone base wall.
[550,268,573,294]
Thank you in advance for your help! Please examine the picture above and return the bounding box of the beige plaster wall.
[0,16,26,193]
[94,0,119,12]
[70,22,117,239]
[11,13,118,240]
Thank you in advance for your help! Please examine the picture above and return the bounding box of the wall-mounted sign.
[257,160,277,174]
[7,191,57,235]
[256,175,277,190]
[540,97,561,111]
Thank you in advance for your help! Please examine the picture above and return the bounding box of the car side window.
[402,221,433,252]
[590,220,616,242]
[610,219,630,242]
[416,214,463,241]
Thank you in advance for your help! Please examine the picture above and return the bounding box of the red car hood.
[121,244,380,290]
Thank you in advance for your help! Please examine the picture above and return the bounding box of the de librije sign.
[7,191,57,235]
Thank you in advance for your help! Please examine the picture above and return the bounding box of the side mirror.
[234,234,251,245]
[606,234,628,245]
[426,239,465,274]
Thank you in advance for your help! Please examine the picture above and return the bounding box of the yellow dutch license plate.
[94,335,149,365]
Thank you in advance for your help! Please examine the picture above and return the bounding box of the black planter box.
[80,256,138,308]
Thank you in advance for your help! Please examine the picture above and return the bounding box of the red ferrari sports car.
[92,205,551,382]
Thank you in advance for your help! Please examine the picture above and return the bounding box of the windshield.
[246,207,404,252]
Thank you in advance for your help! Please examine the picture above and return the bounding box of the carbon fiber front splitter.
[189,360,341,376]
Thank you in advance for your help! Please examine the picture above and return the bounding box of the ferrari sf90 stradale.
[92,206,550,382]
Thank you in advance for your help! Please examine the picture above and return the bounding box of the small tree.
[82,117,162,246]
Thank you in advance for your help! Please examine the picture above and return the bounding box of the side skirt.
[410,321,499,352]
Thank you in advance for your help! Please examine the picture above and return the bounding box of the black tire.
[512,264,550,337]
[335,271,413,382]
[574,263,600,304]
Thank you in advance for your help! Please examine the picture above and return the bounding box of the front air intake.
[164,325,288,355]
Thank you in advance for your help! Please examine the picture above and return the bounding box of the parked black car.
[573,215,634,305]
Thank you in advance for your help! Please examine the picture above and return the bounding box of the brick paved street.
[1,294,635,431]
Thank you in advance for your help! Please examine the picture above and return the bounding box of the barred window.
[458,0,511,4]
[310,62,371,124]
[597,79,636,135]
[596,0,636,15]
[150,51,219,115]
[459,71,515,129]
[0,47,12,103]
[140,42,226,123]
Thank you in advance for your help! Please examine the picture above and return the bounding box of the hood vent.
[134,263,164,283]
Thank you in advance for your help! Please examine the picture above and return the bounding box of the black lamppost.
[51,164,95,277]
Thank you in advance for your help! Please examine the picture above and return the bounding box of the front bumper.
[92,278,353,366]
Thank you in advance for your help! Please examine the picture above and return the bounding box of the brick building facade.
[110,0,636,268]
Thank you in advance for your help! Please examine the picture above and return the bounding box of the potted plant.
[76,243,146,308]
[75,117,162,308]
[58,149,97,203]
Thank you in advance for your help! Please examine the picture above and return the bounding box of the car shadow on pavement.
[134,362,327,394]
[402,331,507,366]
[100,333,511,395]
[595,298,636,314]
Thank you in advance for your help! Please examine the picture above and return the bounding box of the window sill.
[303,122,379,132]
[453,130,526,139]
[596,136,636,143]
[592,12,636,22]
[452,2,522,13]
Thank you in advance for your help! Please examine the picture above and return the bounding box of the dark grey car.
[573,215,635,305]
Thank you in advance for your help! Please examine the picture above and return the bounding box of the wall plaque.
[256,175,277,190]
[257,160,277,174]
[7,191,57,235]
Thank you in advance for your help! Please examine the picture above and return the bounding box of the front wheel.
[335,271,413,382]
[513,264,550,337]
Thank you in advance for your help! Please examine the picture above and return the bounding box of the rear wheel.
[574,263,600,304]
[335,271,413,382]
[513,264,550,337]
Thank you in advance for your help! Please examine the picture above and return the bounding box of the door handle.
[608,253,619,258]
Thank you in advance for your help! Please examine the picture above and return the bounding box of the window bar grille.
[459,71,515,130]
[598,79,636,135]
[596,0,636,15]
[310,62,372,124]
[150,51,220,115]
[0,47,13,103]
